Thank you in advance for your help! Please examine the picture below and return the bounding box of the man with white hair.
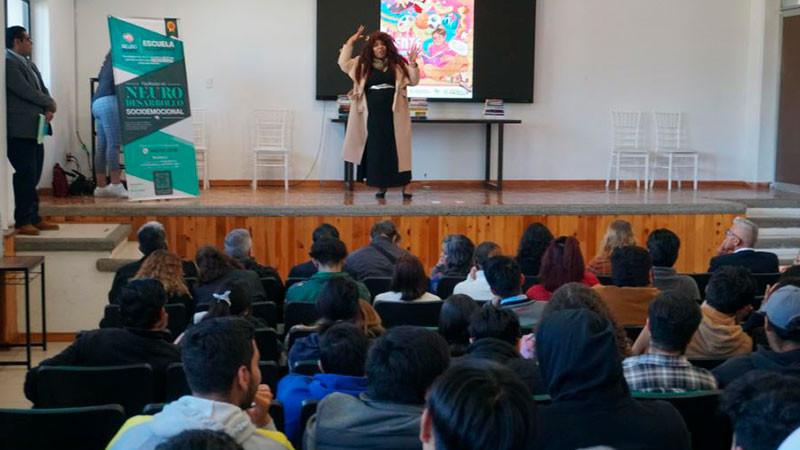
[224,229,281,283]
[708,216,779,274]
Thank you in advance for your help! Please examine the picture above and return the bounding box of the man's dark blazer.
[6,50,54,139]
[708,249,780,274]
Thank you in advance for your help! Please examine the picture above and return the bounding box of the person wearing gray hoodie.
[107,317,291,450]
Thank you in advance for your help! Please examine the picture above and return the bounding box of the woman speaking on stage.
[338,26,420,199]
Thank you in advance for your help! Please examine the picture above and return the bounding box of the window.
[6,0,31,30]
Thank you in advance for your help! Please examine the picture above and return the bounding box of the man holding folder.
[5,26,59,235]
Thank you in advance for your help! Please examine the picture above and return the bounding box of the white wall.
[39,0,781,183]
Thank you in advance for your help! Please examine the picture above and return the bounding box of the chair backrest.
[253,109,289,149]
[374,301,443,328]
[36,364,155,417]
[286,327,315,355]
[688,357,730,371]
[260,361,280,393]
[292,359,322,376]
[0,404,126,450]
[625,325,644,342]
[752,273,781,296]
[522,275,538,292]
[633,390,731,450]
[103,304,122,328]
[597,275,614,286]
[260,277,285,307]
[255,327,281,363]
[270,400,285,432]
[363,277,392,299]
[611,111,644,150]
[284,302,320,333]
[654,111,685,152]
[687,273,712,300]
[436,276,463,299]
[299,399,319,442]
[191,109,207,149]
[251,301,278,329]
[165,303,187,339]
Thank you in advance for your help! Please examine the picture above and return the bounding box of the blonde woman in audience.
[587,219,636,276]
[374,255,441,304]
[134,249,194,316]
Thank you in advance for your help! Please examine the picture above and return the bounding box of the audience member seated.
[720,371,800,450]
[623,291,718,392]
[515,222,553,276]
[345,220,408,281]
[686,266,755,358]
[534,309,691,450]
[193,246,267,306]
[108,317,290,449]
[453,241,501,301]
[593,246,660,326]
[289,223,356,280]
[285,237,370,304]
[304,326,450,450]
[438,294,480,357]
[587,219,636,276]
[278,322,369,445]
[133,249,195,316]
[419,360,536,450]
[109,221,197,303]
[709,216,779,273]
[374,254,441,303]
[545,282,632,357]
[713,285,800,387]
[466,306,545,394]
[485,255,545,330]
[430,234,475,294]
[225,228,283,285]
[154,429,243,450]
[647,228,701,301]
[526,236,599,301]
[191,278,268,329]
[24,279,180,404]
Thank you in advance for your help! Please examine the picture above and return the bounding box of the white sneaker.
[107,183,129,198]
[94,185,113,197]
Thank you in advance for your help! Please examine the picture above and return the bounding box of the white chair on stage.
[251,109,291,191]
[649,112,699,190]
[606,111,650,190]
[191,109,210,190]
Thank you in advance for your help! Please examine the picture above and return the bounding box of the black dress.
[357,69,412,188]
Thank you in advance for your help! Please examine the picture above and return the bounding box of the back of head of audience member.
[546,283,631,357]
[224,229,253,261]
[134,249,190,297]
[138,221,167,256]
[118,278,168,330]
[421,360,536,450]
[600,219,636,256]
[721,371,800,450]
[438,294,480,356]
[468,306,521,346]
[646,229,681,268]
[317,276,361,332]
[203,278,252,321]
[728,216,760,249]
[310,237,348,270]
[319,322,368,377]
[539,236,586,292]
[648,291,702,354]
[516,222,554,273]
[484,256,523,299]
[610,246,652,287]
[763,285,800,353]
[390,254,429,300]
[313,223,340,243]
[441,234,475,275]
[366,326,450,405]
[705,266,756,315]
[154,429,244,450]
[474,241,502,270]
[181,317,259,409]
[195,245,242,284]
[370,220,400,244]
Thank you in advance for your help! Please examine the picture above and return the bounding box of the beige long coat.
[338,44,420,173]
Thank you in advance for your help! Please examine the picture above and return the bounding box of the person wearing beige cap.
[713,284,800,387]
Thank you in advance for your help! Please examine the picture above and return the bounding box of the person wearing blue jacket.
[278,322,369,447]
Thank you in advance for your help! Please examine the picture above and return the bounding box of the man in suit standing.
[5,26,59,235]
[708,216,778,274]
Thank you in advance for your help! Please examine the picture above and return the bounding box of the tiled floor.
[0,342,70,409]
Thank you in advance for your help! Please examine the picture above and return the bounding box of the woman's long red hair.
[355,31,409,83]
[539,236,587,292]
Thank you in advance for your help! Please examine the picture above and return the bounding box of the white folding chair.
[251,109,291,191]
[191,109,210,190]
[606,111,650,190]
[649,112,699,191]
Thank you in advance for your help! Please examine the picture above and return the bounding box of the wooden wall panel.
[46,213,735,277]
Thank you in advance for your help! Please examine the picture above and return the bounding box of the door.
[776,14,800,184]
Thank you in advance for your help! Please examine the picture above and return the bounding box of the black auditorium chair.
[299,399,319,442]
[251,301,278,329]
[522,276,538,293]
[436,276,463,299]
[101,304,122,328]
[284,302,320,335]
[633,390,731,450]
[688,356,730,371]
[687,273,712,300]
[260,277,286,318]
[624,325,644,342]
[286,328,315,356]
[363,277,392,299]
[753,273,781,296]
[373,301,443,328]
[0,404,126,450]
[292,360,322,376]
[255,328,281,363]
[597,275,614,286]
[165,303,187,339]
[165,363,190,402]
[35,364,155,417]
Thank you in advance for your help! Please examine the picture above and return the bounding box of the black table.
[332,117,522,190]
[0,256,46,369]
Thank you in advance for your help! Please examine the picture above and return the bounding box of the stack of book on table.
[337,95,351,119]
[483,99,505,117]
[409,98,429,119]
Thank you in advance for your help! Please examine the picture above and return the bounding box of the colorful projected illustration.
[381,0,474,99]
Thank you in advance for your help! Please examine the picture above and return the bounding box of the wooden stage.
[37,182,793,275]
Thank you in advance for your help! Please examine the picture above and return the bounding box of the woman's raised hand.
[408,44,421,65]
[347,25,365,45]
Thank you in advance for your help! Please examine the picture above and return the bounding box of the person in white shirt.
[374,254,441,303]
[452,242,502,301]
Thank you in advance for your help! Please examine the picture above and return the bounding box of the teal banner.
[108,16,199,201]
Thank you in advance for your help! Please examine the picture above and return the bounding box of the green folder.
[36,114,47,144]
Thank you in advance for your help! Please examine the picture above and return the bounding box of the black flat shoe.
[402,192,413,200]
[375,190,387,199]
